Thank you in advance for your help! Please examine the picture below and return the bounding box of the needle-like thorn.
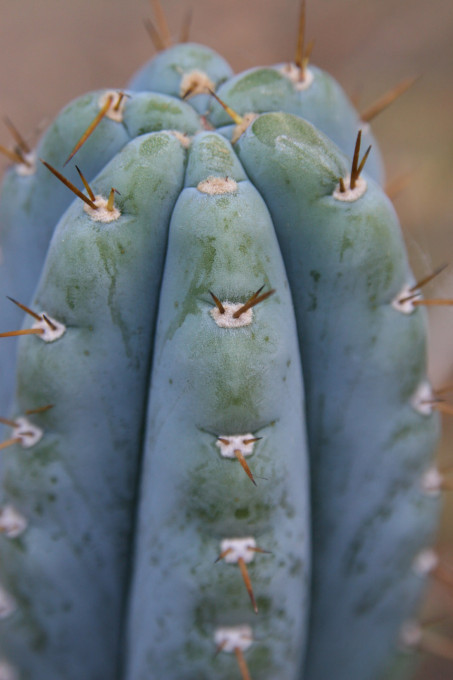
[150,0,172,48]
[41,159,98,209]
[3,115,31,154]
[348,131,371,190]
[179,8,192,43]
[0,417,18,428]
[106,187,119,212]
[295,0,306,72]
[0,144,27,165]
[360,76,419,123]
[412,299,453,307]
[234,647,252,680]
[144,17,165,51]
[42,314,57,331]
[238,556,258,613]
[75,166,96,202]
[208,89,243,126]
[25,404,54,416]
[64,95,114,166]
[0,328,44,339]
[6,296,42,322]
[210,291,225,315]
[409,264,448,293]
[234,449,257,486]
[0,437,22,451]
[214,547,233,564]
[232,288,275,319]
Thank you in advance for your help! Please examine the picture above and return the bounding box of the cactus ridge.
[0,89,202,423]
[0,13,444,680]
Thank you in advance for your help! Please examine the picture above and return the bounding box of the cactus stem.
[40,159,98,209]
[179,8,192,44]
[234,448,257,486]
[232,287,275,318]
[143,17,165,52]
[360,76,418,124]
[3,115,31,155]
[75,165,96,202]
[6,296,42,322]
[64,95,114,166]
[150,0,172,49]
[209,290,225,314]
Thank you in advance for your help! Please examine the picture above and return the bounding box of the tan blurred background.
[1,0,453,677]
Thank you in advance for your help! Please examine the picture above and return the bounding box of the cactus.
[0,2,449,679]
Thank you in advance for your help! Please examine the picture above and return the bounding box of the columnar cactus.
[0,3,448,680]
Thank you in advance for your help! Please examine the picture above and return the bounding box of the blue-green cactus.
[0,89,202,422]
[0,8,444,680]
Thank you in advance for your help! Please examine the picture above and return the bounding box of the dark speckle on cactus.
[0,1,451,679]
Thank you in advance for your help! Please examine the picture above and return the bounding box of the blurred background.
[0,0,452,676]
